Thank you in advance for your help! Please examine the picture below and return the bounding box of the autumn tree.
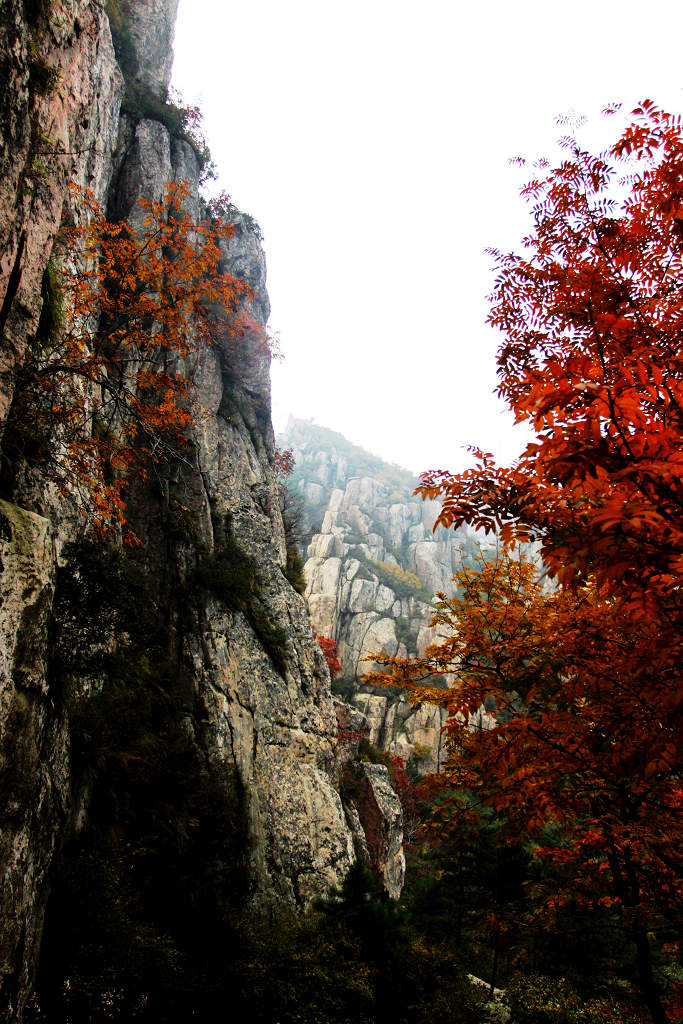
[367,102,683,1024]
[274,445,308,593]
[315,632,342,680]
[0,180,260,539]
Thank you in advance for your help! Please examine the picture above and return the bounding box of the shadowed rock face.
[0,4,403,1018]
[334,698,405,899]
[0,5,124,1012]
[0,502,60,1019]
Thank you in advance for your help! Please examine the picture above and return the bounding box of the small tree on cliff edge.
[274,446,308,593]
[1,181,267,540]
[367,102,683,1024]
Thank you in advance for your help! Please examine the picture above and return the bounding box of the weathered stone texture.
[0,501,62,1020]
[0,3,404,1018]
[280,417,484,772]
[353,763,405,900]
[0,0,123,438]
[118,0,179,95]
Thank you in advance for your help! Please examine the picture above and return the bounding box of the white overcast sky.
[172,1,682,476]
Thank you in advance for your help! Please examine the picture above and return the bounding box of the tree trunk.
[607,848,670,1024]
[632,923,669,1024]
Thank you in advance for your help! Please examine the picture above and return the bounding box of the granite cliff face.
[0,5,401,1018]
[1,3,125,1012]
[0,0,123,432]
[279,418,494,776]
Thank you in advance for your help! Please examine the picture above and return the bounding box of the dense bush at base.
[32,857,488,1024]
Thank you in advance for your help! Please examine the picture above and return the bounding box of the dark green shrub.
[351,554,374,581]
[28,49,61,94]
[394,614,417,651]
[504,974,650,1024]
[105,0,138,80]
[283,546,306,594]
[25,0,52,23]
[35,253,64,349]
[366,558,433,602]
[105,0,213,172]
[571,999,649,1023]
[506,973,582,1023]
[331,675,355,701]
[344,531,364,546]
[359,737,394,771]
[248,601,289,676]
[119,83,213,173]
[55,539,150,679]
[187,538,289,676]
[187,538,257,610]
[338,762,367,805]
[163,497,198,545]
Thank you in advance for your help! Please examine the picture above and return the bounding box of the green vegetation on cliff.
[364,557,434,603]
[105,0,215,175]
[288,421,418,507]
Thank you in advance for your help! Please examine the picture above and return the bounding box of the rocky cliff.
[279,418,494,776]
[0,5,401,1019]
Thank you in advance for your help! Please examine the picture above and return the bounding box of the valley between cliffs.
[279,417,496,776]
[3,6,674,1024]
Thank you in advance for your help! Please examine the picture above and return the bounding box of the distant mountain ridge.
[280,417,420,548]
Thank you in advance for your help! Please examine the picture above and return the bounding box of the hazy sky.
[172,1,682,475]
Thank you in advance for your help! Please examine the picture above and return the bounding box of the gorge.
[279,416,496,776]
[1,4,680,1023]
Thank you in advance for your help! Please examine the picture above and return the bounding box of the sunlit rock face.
[279,417,492,774]
[0,3,403,1017]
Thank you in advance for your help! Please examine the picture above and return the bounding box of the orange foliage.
[18,180,264,539]
[315,633,341,680]
[368,101,683,1024]
[366,554,681,892]
[420,101,683,617]
[274,446,295,480]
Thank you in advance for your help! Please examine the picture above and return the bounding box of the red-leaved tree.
[2,180,263,540]
[315,633,342,680]
[367,102,683,1024]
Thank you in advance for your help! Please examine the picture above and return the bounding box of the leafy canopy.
[420,101,683,613]
[368,101,683,1024]
[6,181,266,539]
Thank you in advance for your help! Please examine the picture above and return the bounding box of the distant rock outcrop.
[279,418,494,774]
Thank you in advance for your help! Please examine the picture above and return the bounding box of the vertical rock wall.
[0,0,123,435]
[0,502,59,1019]
[0,3,403,1018]
[0,3,123,1013]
